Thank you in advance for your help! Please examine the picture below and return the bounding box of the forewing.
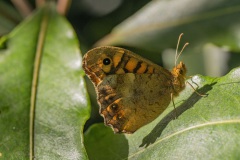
[82,46,172,86]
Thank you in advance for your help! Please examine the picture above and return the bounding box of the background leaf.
[85,67,240,160]
[0,4,90,159]
[96,0,240,76]
[0,1,22,36]
[97,0,240,50]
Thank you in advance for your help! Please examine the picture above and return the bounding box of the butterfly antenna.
[175,33,189,66]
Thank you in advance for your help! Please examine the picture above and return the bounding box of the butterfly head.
[171,61,187,95]
[82,46,123,86]
[172,61,187,77]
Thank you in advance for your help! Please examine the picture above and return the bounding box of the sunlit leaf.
[0,4,90,159]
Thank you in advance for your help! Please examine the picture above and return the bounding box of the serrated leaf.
[0,4,90,160]
[84,67,240,160]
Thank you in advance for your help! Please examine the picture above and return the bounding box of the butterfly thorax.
[171,61,187,96]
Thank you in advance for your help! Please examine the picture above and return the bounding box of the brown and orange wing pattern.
[97,73,173,133]
[82,46,172,86]
[82,46,185,133]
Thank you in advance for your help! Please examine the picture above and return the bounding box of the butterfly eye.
[103,58,111,65]
[179,69,183,75]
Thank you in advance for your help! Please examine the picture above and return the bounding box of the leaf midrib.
[29,6,50,160]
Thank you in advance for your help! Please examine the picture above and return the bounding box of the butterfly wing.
[97,73,173,133]
[83,46,177,133]
[82,46,173,86]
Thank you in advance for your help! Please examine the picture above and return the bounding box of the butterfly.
[82,34,191,133]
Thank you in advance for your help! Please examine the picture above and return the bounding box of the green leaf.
[97,0,240,51]
[0,4,90,160]
[95,0,240,76]
[84,67,240,160]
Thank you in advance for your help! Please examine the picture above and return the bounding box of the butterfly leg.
[186,81,207,97]
[171,92,178,119]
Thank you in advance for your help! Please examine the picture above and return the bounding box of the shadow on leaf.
[140,82,217,147]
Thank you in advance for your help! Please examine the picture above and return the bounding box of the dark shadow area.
[84,123,129,160]
[140,82,217,147]
[83,77,103,132]
[0,37,8,50]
